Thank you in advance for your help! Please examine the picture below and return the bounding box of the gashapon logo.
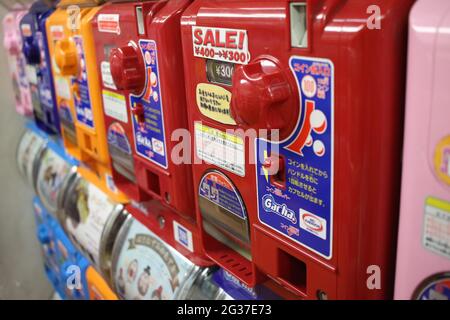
[262,194,297,224]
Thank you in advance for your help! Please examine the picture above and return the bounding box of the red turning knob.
[110,45,145,92]
[230,57,298,139]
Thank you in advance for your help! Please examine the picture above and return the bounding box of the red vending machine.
[181,0,414,299]
[91,0,210,266]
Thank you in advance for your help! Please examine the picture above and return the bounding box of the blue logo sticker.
[73,36,94,129]
[36,31,55,111]
[256,56,334,259]
[177,227,189,248]
[131,40,167,169]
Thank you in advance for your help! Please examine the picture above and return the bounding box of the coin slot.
[290,2,308,48]
[136,6,145,35]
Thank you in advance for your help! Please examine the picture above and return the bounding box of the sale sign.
[192,26,250,64]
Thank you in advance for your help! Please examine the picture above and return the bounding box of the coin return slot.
[145,170,161,196]
[277,249,307,294]
[290,2,308,48]
[84,133,92,151]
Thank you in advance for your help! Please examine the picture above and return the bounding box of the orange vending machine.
[46,0,127,202]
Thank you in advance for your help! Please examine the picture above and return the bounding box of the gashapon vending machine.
[45,0,127,202]
[181,0,414,299]
[395,0,450,300]
[91,0,210,266]
[2,2,33,116]
[20,0,61,134]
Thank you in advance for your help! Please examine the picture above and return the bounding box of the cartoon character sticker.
[137,266,152,296]
[65,180,115,266]
[127,259,138,283]
[36,148,71,213]
[114,220,195,300]
[17,130,45,184]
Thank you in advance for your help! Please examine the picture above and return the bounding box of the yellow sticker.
[196,83,236,125]
[433,135,450,186]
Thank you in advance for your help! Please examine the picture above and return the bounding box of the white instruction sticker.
[55,76,71,100]
[101,61,116,90]
[423,197,450,259]
[50,25,64,40]
[102,90,128,123]
[195,122,245,176]
[97,14,120,34]
[26,65,38,85]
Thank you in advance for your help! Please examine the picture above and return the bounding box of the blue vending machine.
[20,1,60,134]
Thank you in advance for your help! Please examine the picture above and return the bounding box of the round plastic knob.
[23,37,40,65]
[230,57,298,139]
[54,38,78,76]
[110,45,145,92]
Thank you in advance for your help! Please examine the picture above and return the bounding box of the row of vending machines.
[3,0,450,300]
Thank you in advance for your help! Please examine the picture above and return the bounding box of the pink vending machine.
[395,0,450,300]
[2,3,32,116]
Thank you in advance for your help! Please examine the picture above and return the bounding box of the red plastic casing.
[181,0,414,299]
[91,0,211,266]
